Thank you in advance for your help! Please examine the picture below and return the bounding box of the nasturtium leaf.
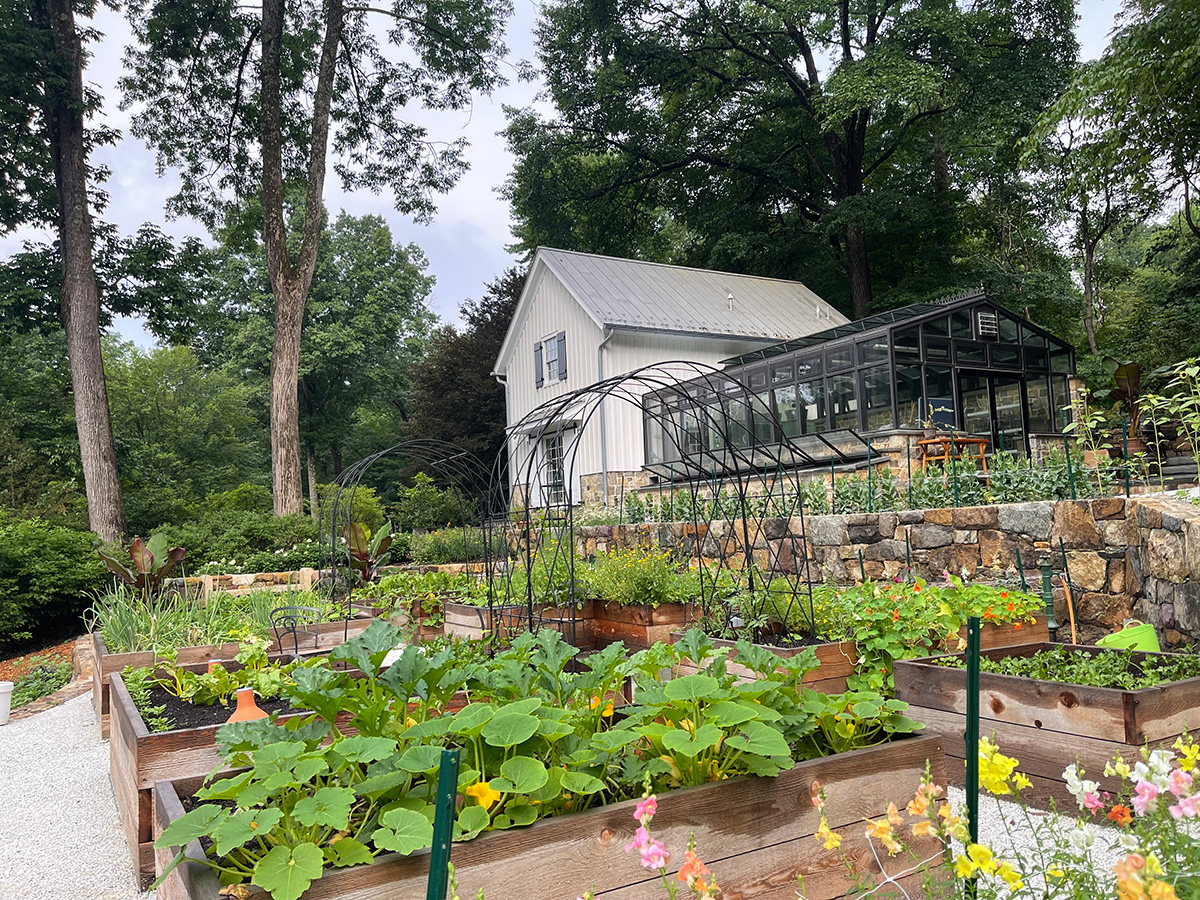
[504,697,544,716]
[490,756,548,793]
[403,717,450,741]
[396,744,444,774]
[560,771,606,795]
[456,804,490,840]
[662,674,719,702]
[293,786,355,830]
[741,754,786,777]
[527,765,566,802]
[492,814,513,829]
[449,703,495,737]
[154,804,225,849]
[725,720,792,759]
[251,842,324,900]
[536,716,574,741]
[662,723,723,758]
[211,808,283,856]
[354,768,410,798]
[324,837,374,868]
[481,713,539,748]
[371,807,434,855]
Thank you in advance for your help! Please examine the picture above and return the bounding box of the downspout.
[597,326,616,505]
[493,372,510,501]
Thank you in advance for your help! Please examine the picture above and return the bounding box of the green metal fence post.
[1014,547,1028,592]
[965,616,981,899]
[906,439,914,509]
[425,748,462,900]
[1123,418,1131,498]
[950,425,960,507]
[1059,407,1077,500]
[905,528,912,576]
[1039,555,1059,640]
[867,438,874,513]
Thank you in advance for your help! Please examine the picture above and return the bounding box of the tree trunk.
[44,0,125,540]
[270,275,306,515]
[306,443,320,521]
[1081,242,1100,355]
[844,224,872,319]
[260,0,344,516]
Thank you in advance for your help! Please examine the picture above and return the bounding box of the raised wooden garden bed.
[154,734,946,900]
[384,598,446,642]
[91,619,372,737]
[671,616,1048,693]
[592,601,700,649]
[894,642,1200,805]
[443,599,594,648]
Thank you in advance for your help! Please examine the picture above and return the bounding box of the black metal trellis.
[318,439,508,640]
[494,361,874,649]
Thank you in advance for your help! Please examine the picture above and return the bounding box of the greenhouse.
[641,290,1076,476]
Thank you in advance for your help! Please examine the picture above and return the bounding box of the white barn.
[492,248,848,508]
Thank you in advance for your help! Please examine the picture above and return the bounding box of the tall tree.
[0,0,125,538]
[121,0,510,514]
[506,0,1075,317]
[407,267,522,465]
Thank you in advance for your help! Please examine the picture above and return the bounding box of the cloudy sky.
[3,0,1123,343]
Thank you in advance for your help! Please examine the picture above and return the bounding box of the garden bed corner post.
[426,747,461,900]
[965,615,980,900]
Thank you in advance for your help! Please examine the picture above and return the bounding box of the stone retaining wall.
[570,495,1200,648]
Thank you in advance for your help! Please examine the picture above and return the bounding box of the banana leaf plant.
[344,522,394,588]
[98,534,187,596]
[1104,356,1144,433]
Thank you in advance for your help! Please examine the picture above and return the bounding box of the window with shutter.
[534,342,543,388]
[556,332,567,380]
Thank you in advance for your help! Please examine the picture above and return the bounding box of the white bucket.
[0,681,12,726]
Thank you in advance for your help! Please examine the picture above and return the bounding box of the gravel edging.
[0,692,153,899]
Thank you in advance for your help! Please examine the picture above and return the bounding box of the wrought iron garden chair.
[270,605,322,660]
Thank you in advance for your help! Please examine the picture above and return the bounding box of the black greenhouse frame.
[645,290,1076,468]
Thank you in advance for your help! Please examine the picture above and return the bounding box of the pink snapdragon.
[639,839,670,870]
[1168,768,1194,798]
[1132,780,1160,815]
[1083,792,1105,812]
[634,795,658,827]
[624,826,649,853]
[1169,793,1200,820]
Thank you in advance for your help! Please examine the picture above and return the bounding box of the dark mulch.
[146,685,302,731]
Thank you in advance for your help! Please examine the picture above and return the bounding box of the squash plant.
[155,627,923,900]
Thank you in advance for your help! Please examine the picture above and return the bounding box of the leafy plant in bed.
[933,644,1200,690]
[154,622,927,899]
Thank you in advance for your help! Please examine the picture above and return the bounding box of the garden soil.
[0,692,152,899]
[0,635,77,682]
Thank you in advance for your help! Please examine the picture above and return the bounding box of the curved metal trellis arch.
[492,360,867,649]
[319,439,507,637]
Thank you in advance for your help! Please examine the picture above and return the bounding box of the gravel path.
[0,693,152,900]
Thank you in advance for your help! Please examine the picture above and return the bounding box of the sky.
[2,0,1124,346]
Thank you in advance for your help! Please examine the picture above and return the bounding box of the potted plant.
[1104,357,1149,456]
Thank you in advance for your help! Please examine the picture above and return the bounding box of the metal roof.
[721,290,991,366]
[537,248,848,341]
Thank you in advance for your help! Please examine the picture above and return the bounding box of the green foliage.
[409,527,496,565]
[10,661,72,710]
[97,533,187,596]
[0,517,108,650]
[343,522,394,588]
[584,546,691,608]
[207,484,273,513]
[936,644,1200,690]
[315,484,384,533]
[150,640,310,707]
[159,509,319,572]
[391,473,475,531]
[831,468,901,514]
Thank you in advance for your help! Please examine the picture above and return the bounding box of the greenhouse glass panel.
[861,366,894,430]
[896,365,923,426]
[830,374,858,429]
[798,379,826,435]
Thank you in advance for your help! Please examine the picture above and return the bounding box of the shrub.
[586,545,692,606]
[315,483,384,532]
[157,510,318,571]
[410,527,496,564]
[207,483,273,512]
[0,516,109,650]
[391,472,476,530]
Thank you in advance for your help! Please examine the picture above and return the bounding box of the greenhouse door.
[958,373,1027,454]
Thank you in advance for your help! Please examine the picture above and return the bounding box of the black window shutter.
[534,342,543,388]
[557,332,567,380]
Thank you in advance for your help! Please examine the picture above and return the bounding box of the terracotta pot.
[226,688,269,723]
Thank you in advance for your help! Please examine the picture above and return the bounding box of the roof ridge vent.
[929,286,985,307]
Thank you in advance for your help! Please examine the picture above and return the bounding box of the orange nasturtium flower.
[465,781,502,811]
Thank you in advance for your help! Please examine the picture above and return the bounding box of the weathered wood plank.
[157,735,945,900]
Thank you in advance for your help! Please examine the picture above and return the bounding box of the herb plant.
[935,644,1200,690]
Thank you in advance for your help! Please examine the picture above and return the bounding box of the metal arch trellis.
[318,439,507,640]
[495,360,851,649]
